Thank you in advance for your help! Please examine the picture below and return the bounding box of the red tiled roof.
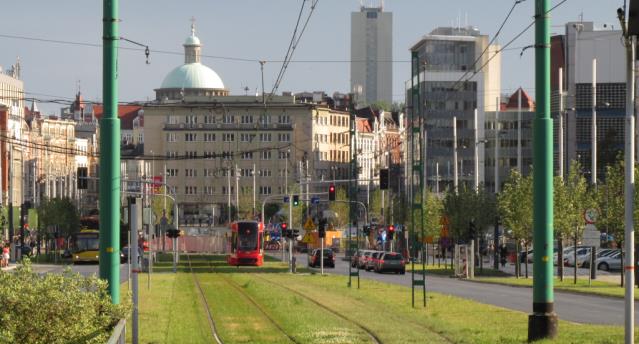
[505,88,535,110]
[93,105,142,130]
[356,117,372,133]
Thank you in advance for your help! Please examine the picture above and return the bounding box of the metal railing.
[107,319,126,344]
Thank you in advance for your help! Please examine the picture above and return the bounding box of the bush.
[0,260,130,344]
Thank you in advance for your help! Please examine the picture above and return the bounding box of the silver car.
[596,250,622,271]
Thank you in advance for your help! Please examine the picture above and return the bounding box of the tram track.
[185,254,224,344]
[251,274,384,344]
[204,257,301,344]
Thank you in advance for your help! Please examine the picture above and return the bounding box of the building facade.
[408,26,500,192]
[351,3,392,106]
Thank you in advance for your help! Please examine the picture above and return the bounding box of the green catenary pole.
[528,0,557,339]
[100,0,121,304]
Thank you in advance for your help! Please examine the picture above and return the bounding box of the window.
[223,133,235,142]
[278,133,291,142]
[240,133,254,142]
[241,115,254,124]
[258,169,272,177]
[166,168,178,177]
[278,151,290,159]
[185,151,197,158]
[203,168,216,177]
[166,151,178,158]
[241,152,253,160]
[260,150,272,160]
[204,133,215,142]
[366,11,377,19]
[204,186,215,195]
[185,186,197,195]
[259,186,272,195]
[166,115,179,124]
[204,114,216,124]
[185,169,197,177]
[278,115,290,124]
[185,115,198,124]
[259,115,271,125]
[185,133,197,141]
[260,133,271,142]
[223,114,235,124]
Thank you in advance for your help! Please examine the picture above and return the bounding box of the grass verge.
[476,276,639,300]
[131,255,633,343]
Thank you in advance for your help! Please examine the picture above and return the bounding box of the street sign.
[302,233,312,243]
[311,196,320,204]
[283,196,290,203]
[584,208,598,224]
[304,218,315,231]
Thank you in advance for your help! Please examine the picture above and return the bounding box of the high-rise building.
[408,26,500,192]
[552,22,626,181]
[351,2,392,106]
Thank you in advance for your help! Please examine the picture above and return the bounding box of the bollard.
[291,256,297,273]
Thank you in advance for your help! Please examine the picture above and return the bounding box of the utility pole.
[619,5,635,343]
[8,144,14,262]
[517,89,522,172]
[474,109,479,192]
[253,163,256,217]
[235,164,239,220]
[528,0,558,340]
[453,116,458,192]
[558,67,565,180]
[348,94,359,288]
[129,197,141,344]
[494,97,500,193]
[227,166,231,223]
[591,58,597,186]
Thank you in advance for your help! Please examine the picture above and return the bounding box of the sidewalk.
[1,264,17,272]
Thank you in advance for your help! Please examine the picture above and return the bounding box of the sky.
[0,0,623,115]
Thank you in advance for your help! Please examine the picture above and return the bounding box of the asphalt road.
[277,251,638,326]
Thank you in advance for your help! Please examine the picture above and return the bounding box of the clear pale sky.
[0,0,620,115]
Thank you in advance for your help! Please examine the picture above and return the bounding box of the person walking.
[499,244,508,268]
[2,242,10,268]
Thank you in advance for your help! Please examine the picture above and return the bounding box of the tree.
[370,100,391,112]
[328,186,350,228]
[553,175,571,281]
[37,198,80,239]
[563,161,594,284]
[150,186,174,226]
[498,170,533,278]
[443,185,496,243]
[368,189,383,221]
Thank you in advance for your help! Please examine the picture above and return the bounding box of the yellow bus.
[71,216,100,264]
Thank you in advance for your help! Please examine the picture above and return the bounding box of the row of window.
[166,132,291,143]
[166,114,292,125]
[184,186,274,195]
[164,150,291,160]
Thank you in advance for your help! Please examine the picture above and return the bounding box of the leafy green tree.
[370,100,391,112]
[553,175,571,281]
[444,185,496,242]
[563,161,595,283]
[37,198,80,239]
[151,186,174,225]
[328,186,350,228]
[498,170,533,277]
[368,189,383,221]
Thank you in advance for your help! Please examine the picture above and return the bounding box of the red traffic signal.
[328,184,336,201]
[388,225,395,232]
[281,223,288,230]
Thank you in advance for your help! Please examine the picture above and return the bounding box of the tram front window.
[238,223,258,251]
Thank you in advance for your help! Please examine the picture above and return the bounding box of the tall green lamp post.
[99,0,121,304]
[528,0,558,340]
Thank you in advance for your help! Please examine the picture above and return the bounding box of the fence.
[106,319,126,344]
[151,234,227,254]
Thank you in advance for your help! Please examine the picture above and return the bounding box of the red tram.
[227,220,264,266]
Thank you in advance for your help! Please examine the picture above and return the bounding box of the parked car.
[308,248,335,268]
[596,250,622,271]
[563,247,592,267]
[357,250,373,269]
[366,251,382,271]
[553,246,590,266]
[583,249,619,268]
[375,252,406,274]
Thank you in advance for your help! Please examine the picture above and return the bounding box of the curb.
[460,277,639,302]
[1,265,17,272]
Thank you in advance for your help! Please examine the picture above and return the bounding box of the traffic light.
[281,223,289,238]
[388,224,395,240]
[380,168,389,190]
[328,184,336,201]
[363,225,371,236]
[292,195,300,207]
[77,167,88,189]
[166,228,179,238]
[318,218,326,238]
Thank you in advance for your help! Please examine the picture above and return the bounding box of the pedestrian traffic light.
[292,195,299,206]
[77,167,88,189]
[388,224,395,240]
[380,168,389,190]
[328,184,336,201]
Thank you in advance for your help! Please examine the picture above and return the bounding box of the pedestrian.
[2,242,10,268]
[499,244,508,268]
